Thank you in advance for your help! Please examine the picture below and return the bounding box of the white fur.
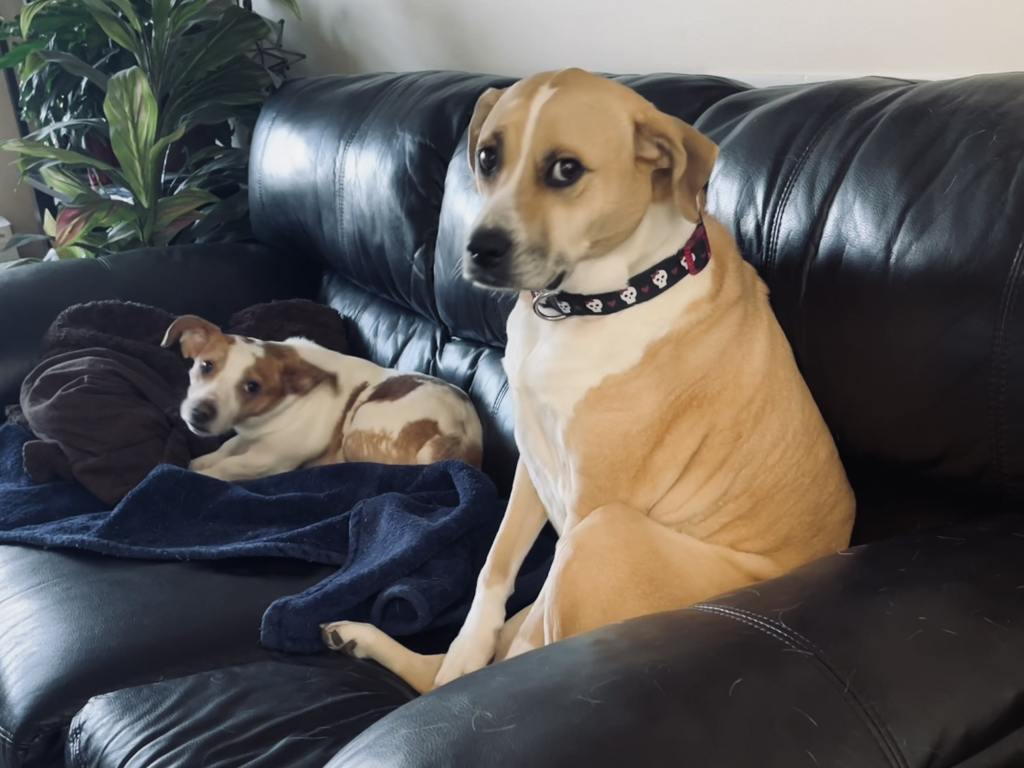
[477,84,558,239]
[182,337,481,482]
[503,204,704,533]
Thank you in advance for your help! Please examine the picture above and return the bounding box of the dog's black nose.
[190,401,217,427]
[467,228,513,269]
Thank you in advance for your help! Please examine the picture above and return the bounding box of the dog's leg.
[541,503,783,642]
[321,621,444,694]
[188,435,246,472]
[432,460,547,686]
[194,448,299,482]
[322,461,547,692]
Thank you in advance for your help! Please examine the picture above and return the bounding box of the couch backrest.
[250,71,1024,527]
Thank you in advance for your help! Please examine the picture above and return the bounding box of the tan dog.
[162,315,483,481]
[321,69,855,692]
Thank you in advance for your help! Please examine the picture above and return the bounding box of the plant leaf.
[177,188,249,244]
[275,0,302,19]
[18,50,47,82]
[149,123,186,166]
[54,199,132,248]
[103,67,157,208]
[103,0,142,32]
[170,5,272,88]
[38,166,99,202]
[154,190,217,232]
[80,0,142,59]
[42,208,56,237]
[166,58,270,130]
[58,245,94,259]
[6,233,51,249]
[20,0,60,37]
[0,138,117,171]
[36,49,110,90]
[0,41,46,70]
[24,117,109,144]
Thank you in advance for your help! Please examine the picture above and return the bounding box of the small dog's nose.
[467,228,513,269]
[190,401,217,427]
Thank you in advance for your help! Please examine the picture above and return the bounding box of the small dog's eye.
[199,360,214,374]
[546,158,585,188]
[244,380,261,395]
[477,146,499,176]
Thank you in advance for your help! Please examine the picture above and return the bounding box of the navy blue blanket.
[0,423,552,653]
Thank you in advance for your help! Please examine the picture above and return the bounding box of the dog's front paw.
[321,620,382,658]
[188,454,219,473]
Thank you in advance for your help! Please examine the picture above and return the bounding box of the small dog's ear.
[467,86,506,174]
[635,106,719,221]
[282,359,337,396]
[161,315,222,359]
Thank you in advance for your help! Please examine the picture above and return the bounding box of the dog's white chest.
[503,283,703,531]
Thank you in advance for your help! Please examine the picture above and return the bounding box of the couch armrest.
[0,243,320,406]
[328,513,1024,768]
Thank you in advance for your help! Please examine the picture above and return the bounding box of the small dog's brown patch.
[343,419,480,466]
[236,344,337,422]
[366,374,429,403]
[304,381,371,468]
[162,314,235,362]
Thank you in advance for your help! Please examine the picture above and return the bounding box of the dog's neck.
[558,204,698,295]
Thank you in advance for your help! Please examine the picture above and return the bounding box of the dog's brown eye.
[477,146,499,176]
[244,380,261,395]
[199,360,214,375]
[546,158,585,188]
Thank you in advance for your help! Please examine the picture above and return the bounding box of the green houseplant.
[0,0,300,258]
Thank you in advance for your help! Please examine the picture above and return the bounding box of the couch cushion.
[67,657,414,768]
[254,70,1024,508]
[0,546,401,768]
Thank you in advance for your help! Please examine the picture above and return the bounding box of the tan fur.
[161,315,234,365]
[321,70,854,695]
[344,418,481,467]
[304,382,370,468]
[465,68,719,290]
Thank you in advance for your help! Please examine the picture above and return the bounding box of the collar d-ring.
[531,290,568,321]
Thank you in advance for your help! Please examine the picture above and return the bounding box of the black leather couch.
[1,70,1022,767]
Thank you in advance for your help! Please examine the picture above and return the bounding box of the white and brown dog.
[321,69,855,692]
[162,315,483,481]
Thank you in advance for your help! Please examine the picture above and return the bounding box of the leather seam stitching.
[335,79,404,265]
[990,232,1024,494]
[764,93,851,281]
[694,603,907,768]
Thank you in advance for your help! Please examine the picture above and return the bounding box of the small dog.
[162,315,483,481]
[322,69,855,693]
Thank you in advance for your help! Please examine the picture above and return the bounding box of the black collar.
[530,222,711,320]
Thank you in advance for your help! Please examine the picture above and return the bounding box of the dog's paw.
[320,621,381,659]
[188,454,219,473]
[433,628,497,687]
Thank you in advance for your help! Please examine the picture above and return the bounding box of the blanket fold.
[0,423,553,653]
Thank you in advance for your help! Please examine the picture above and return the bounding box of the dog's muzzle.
[188,400,217,431]
[465,227,514,285]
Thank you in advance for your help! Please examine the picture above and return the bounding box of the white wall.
[0,0,41,241]
[255,0,1024,85]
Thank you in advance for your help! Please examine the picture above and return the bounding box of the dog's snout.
[467,228,513,269]
[190,401,217,427]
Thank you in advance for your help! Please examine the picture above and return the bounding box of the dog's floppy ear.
[161,315,222,359]
[282,358,337,396]
[635,106,718,221]
[467,86,506,173]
